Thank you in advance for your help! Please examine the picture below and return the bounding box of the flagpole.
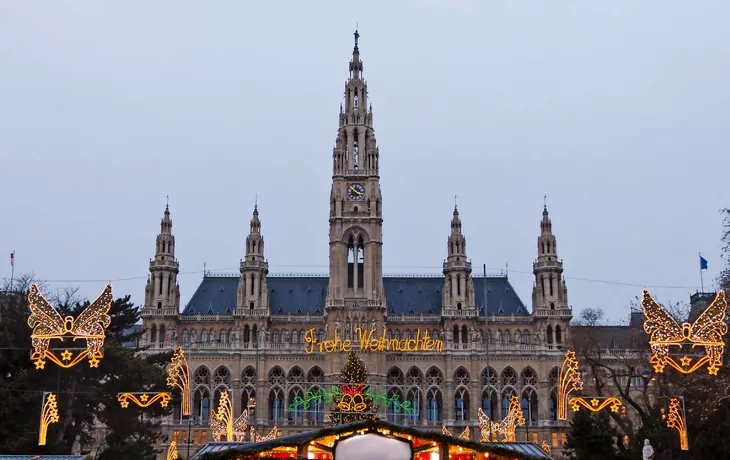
[699,252,704,292]
[9,252,14,291]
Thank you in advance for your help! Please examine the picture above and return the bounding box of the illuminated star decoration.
[166,347,191,416]
[38,392,60,446]
[569,396,623,414]
[27,284,113,369]
[558,349,584,420]
[117,392,172,408]
[642,289,727,375]
[541,440,551,454]
[167,441,179,460]
[662,398,688,451]
[442,425,471,440]
[210,391,249,442]
[477,395,525,442]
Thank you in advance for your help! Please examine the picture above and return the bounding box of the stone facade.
[140,31,573,457]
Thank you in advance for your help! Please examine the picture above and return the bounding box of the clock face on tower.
[347,183,365,200]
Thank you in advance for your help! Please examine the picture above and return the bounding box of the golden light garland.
[167,441,179,460]
[477,394,525,442]
[541,440,550,454]
[38,392,60,446]
[642,289,727,375]
[27,284,113,369]
[662,398,688,451]
[569,396,623,414]
[117,392,172,408]
[441,425,470,440]
[558,349,583,420]
[166,347,191,416]
[210,391,249,442]
[250,425,279,442]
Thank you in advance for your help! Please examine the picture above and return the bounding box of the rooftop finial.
[543,194,548,213]
[253,194,259,215]
[165,194,170,213]
[354,27,360,51]
[454,194,458,211]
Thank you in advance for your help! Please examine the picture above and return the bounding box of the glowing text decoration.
[304,328,443,354]
[27,284,113,369]
[642,289,727,375]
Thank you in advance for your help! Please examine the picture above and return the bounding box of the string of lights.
[2,263,708,290]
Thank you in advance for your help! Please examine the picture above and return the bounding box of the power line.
[13,263,708,290]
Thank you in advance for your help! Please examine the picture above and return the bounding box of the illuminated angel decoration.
[210,391,249,442]
[28,284,113,369]
[642,289,727,375]
[441,425,470,440]
[477,395,525,442]
[166,347,191,415]
[558,349,584,420]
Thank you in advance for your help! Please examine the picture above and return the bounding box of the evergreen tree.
[0,275,171,459]
[563,409,618,460]
[329,351,376,425]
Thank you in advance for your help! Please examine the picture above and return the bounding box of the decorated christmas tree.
[329,351,377,425]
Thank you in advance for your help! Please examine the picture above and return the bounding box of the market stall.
[191,419,552,460]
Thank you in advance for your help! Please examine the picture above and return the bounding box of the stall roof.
[0,457,87,460]
[192,419,553,460]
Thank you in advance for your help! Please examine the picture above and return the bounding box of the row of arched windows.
[183,363,562,425]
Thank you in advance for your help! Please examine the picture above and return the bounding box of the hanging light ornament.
[642,289,727,375]
[118,392,172,408]
[166,347,191,415]
[27,284,113,369]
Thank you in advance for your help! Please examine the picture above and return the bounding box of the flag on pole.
[700,255,708,270]
[10,252,14,267]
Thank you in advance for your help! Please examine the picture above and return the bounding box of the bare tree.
[575,307,604,326]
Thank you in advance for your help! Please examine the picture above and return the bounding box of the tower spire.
[531,203,569,314]
[443,206,474,314]
[237,202,269,314]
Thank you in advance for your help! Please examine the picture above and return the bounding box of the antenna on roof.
[204,262,207,276]
[505,263,509,278]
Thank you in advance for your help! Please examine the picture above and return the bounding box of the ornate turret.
[236,203,269,316]
[442,204,475,316]
[532,203,570,315]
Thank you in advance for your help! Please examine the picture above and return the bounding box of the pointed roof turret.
[349,29,363,79]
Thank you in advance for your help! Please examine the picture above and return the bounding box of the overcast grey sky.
[1,1,728,323]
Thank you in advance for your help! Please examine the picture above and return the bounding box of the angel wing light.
[477,395,524,442]
[210,391,249,442]
[642,289,727,375]
[27,284,113,369]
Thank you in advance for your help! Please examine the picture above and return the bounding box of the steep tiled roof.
[182,274,528,316]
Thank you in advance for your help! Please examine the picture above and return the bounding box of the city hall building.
[140,32,573,455]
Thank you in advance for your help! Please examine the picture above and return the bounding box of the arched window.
[461,325,468,345]
[426,389,441,423]
[347,236,355,289]
[220,329,227,344]
[453,325,460,344]
[150,324,157,343]
[357,236,364,289]
[555,325,563,344]
[547,325,554,344]
[269,388,284,421]
[182,329,190,347]
[201,330,208,344]
[386,388,404,423]
[481,389,498,421]
[549,391,558,421]
[406,388,421,422]
[521,388,538,423]
[288,388,305,421]
[454,388,470,421]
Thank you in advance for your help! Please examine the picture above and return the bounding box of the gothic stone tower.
[326,30,385,316]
